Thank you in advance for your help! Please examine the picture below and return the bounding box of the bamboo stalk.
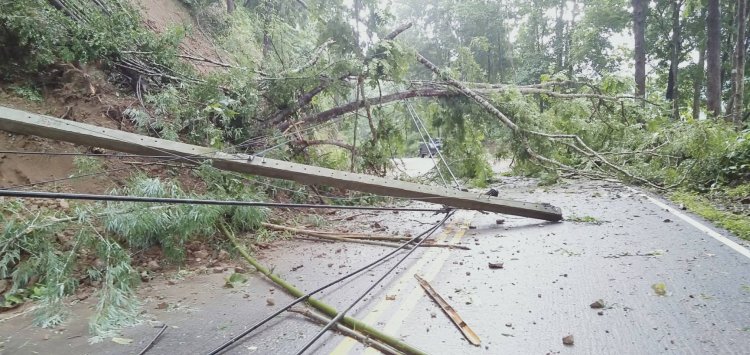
[261,222,407,248]
[288,307,403,355]
[219,223,427,355]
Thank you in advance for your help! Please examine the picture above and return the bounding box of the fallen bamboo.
[219,223,427,355]
[288,307,402,355]
[414,274,481,346]
[262,222,406,248]
[262,222,468,250]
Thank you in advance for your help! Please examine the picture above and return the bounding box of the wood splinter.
[414,274,481,346]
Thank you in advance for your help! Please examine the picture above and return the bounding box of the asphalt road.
[2,159,750,355]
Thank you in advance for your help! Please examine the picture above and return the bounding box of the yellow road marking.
[331,214,473,355]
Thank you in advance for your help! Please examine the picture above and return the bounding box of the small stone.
[590,299,605,309]
[538,293,542,298]
[194,250,209,259]
[385,295,396,301]
[468,225,477,229]
[597,311,604,316]
[679,204,687,210]
[496,219,505,225]
[156,302,169,310]
[147,260,160,271]
[212,267,224,274]
[43,334,50,340]
[0,279,9,294]
[266,298,275,306]
[58,200,70,210]
[217,249,230,261]
[562,334,574,345]
[234,267,247,274]
[505,323,512,327]
[140,271,150,282]
[327,263,333,268]
[488,262,504,269]
[466,271,471,276]
[663,219,672,223]
[430,312,437,318]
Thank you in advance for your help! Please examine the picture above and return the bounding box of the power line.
[206,212,452,355]
[0,190,447,212]
[293,210,455,354]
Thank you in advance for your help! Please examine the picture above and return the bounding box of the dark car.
[418,138,443,158]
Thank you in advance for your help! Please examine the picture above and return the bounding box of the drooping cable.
[206,211,452,355]
[292,210,455,354]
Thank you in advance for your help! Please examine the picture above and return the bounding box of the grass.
[670,191,750,240]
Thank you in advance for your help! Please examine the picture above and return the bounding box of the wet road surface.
[2,170,750,354]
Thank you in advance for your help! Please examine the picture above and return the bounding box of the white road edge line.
[626,187,750,260]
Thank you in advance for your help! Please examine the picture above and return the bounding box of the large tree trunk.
[730,0,748,125]
[692,30,706,121]
[666,0,683,120]
[706,0,722,118]
[631,0,649,101]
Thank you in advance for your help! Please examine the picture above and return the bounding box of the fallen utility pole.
[0,106,563,220]
[414,274,481,346]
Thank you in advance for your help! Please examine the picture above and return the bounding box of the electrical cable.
[406,101,462,190]
[404,100,448,188]
[206,211,452,355]
[293,210,455,354]
[0,190,448,212]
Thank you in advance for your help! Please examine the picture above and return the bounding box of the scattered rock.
[167,280,176,285]
[505,323,512,327]
[385,295,396,301]
[327,263,334,268]
[663,219,672,223]
[466,271,471,276]
[212,267,224,274]
[430,312,436,318]
[194,250,209,260]
[372,222,382,229]
[217,249,230,261]
[679,203,687,210]
[597,311,604,316]
[562,334,574,345]
[156,302,169,310]
[488,262,504,269]
[234,267,247,274]
[590,299,605,309]
[266,298,275,306]
[147,260,161,271]
[496,219,505,225]
[468,225,477,229]
[140,271,151,282]
[291,265,304,272]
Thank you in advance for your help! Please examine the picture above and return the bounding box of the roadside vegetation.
[0,0,748,337]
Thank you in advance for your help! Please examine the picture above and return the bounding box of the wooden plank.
[0,106,563,220]
[414,274,481,346]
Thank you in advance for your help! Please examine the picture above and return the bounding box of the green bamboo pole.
[219,223,428,355]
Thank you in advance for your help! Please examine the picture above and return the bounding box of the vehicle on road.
[418,138,443,158]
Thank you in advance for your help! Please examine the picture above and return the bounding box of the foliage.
[671,190,750,240]
[0,0,182,74]
[0,173,269,337]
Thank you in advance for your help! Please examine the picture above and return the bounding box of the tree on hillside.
[631,0,649,101]
[705,0,722,118]
[729,0,748,124]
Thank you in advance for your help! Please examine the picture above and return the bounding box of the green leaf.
[224,272,248,288]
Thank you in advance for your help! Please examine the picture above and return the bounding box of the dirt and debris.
[488,262,504,269]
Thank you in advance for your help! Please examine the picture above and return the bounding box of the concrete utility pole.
[0,106,563,221]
